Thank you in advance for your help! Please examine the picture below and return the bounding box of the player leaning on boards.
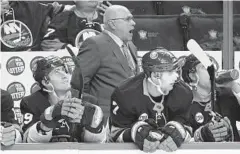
[1,89,22,146]
[109,47,193,152]
[20,55,106,143]
[181,54,240,141]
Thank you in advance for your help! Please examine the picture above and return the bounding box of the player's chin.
[166,87,174,94]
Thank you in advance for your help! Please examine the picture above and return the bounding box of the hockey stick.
[187,39,216,112]
[65,45,83,140]
[187,39,235,141]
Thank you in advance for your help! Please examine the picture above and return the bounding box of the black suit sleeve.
[72,38,101,94]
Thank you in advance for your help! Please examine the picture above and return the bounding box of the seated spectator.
[1,89,22,146]
[182,54,240,141]
[41,1,111,51]
[109,48,192,152]
[0,0,67,51]
[20,55,106,143]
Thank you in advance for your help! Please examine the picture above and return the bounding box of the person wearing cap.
[109,47,193,152]
[20,55,106,143]
[181,54,240,141]
[1,89,22,146]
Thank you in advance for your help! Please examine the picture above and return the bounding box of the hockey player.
[181,54,240,141]
[41,1,111,51]
[1,89,22,146]
[20,55,106,143]
[0,0,69,51]
[109,47,193,152]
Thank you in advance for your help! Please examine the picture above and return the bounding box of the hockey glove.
[40,98,84,129]
[158,121,187,152]
[131,121,165,153]
[0,122,16,146]
[194,117,232,142]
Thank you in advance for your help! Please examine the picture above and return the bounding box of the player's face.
[75,0,99,10]
[159,70,179,95]
[111,9,135,42]
[195,63,211,89]
[48,66,71,92]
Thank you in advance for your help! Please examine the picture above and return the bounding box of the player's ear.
[189,72,197,82]
[151,72,161,82]
[41,77,50,87]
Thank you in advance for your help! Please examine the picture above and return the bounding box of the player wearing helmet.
[181,54,240,141]
[109,47,193,152]
[20,55,106,143]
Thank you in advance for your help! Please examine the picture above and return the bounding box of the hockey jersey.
[1,89,18,124]
[188,87,240,141]
[20,90,83,142]
[41,10,102,50]
[1,1,60,51]
[110,73,193,142]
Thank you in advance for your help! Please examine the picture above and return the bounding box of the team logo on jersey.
[195,112,204,124]
[138,113,148,121]
[6,56,25,76]
[30,56,44,72]
[58,119,70,132]
[61,56,75,74]
[150,51,158,60]
[30,82,41,94]
[75,29,101,48]
[204,102,212,112]
[138,30,147,40]
[7,82,25,101]
[0,20,33,49]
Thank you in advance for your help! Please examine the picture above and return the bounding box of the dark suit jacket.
[71,31,139,118]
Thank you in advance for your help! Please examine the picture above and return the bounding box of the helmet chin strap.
[189,73,200,90]
[148,77,167,96]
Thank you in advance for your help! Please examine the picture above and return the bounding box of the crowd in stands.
[1,0,240,153]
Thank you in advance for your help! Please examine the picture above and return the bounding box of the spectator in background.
[71,5,138,123]
[0,0,70,51]
[41,1,112,51]
[20,55,106,143]
[233,31,240,51]
[1,89,22,146]
[181,54,240,141]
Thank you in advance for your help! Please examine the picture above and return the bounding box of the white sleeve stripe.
[110,125,128,142]
[116,130,127,143]
[26,122,52,143]
[131,121,148,142]
[15,129,22,143]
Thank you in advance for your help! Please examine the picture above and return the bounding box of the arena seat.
[133,15,184,51]
[188,15,223,44]
[158,1,223,15]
